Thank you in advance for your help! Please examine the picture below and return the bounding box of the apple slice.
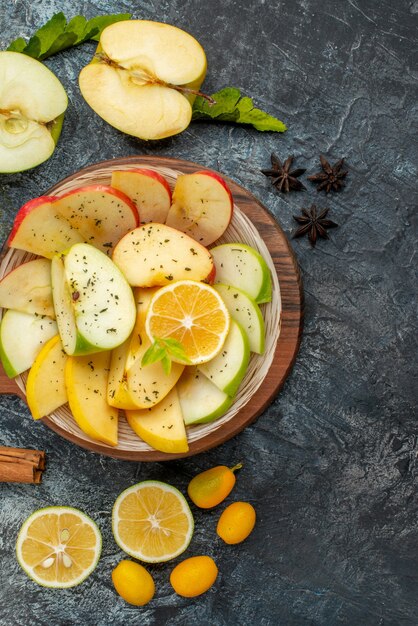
[199,320,250,397]
[125,387,188,454]
[177,367,233,425]
[0,310,57,378]
[8,186,139,259]
[51,243,136,356]
[7,196,84,259]
[165,171,233,246]
[107,339,140,410]
[79,20,207,140]
[211,243,272,304]
[111,169,171,224]
[214,284,265,354]
[0,258,55,318]
[26,335,68,420]
[112,223,214,287]
[65,351,118,447]
[0,51,67,173]
[125,288,184,408]
[52,185,139,256]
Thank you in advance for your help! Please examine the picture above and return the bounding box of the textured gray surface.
[0,1,417,624]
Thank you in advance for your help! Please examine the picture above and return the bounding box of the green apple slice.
[0,51,67,173]
[210,243,272,303]
[198,319,250,397]
[0,310,57,378]
[51,243,136,356]
[214,284,265,354]
[177,367,233,425]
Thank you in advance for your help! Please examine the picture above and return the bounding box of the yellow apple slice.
[126,387,188,454]
[26,335,68,420]
[79,21,207,140]
[65,351,118,447]
[111,169,172,224]
[0,258,55,318]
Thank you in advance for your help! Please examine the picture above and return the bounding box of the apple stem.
[230,462,243,473]
[95,53,217,106]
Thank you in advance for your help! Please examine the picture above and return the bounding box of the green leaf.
[6,12,131,61]
[159,338,192,364]
[141,337,191,373]
[192,87,287,133]
[161,355,172,376]
[141,342,167,368]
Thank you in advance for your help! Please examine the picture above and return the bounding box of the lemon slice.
[16,506,101,588]
[112,481,194,563]
[145,280,230,365]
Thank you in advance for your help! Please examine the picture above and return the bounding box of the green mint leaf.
[192,87,287,133]
[141,342,167,368]
[158,338,192,364]
[161,355,172,376]
[6,12,131,60]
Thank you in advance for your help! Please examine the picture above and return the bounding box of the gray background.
[0,1,417,624]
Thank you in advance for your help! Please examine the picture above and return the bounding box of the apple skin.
[7,196,58,247]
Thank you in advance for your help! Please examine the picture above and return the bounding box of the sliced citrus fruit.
[145,280,230,365]
[112,480,194,563]
[16,506,101,588]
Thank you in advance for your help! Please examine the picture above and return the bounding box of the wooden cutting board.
[0,156,303,460]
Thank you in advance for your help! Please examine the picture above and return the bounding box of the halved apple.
[111,169,171,224]
[51,243,136,356]
[79,20,207,140]
[0,310,57,378]
[125,387,188,454]
[0,258,55,318]
[199,320,250,397]
[177,367,233,425]
[65,351,118,447]
[166,171,233,246]
[112,223,214,287]
[26,335,68,420]
[214,284,265,354]
[8,186,139,259]
[0,51,67,173]
[211,243,272,304]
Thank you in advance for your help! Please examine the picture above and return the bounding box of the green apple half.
[51,243,136,356]
[0,51,67,173]
[79,20,207,140]
[210,243,272,304]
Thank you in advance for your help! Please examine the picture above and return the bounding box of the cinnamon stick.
[0,446,45,484]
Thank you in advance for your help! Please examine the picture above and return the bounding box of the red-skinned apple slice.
[8,185,139,258]
[0,258,55,318]
[112,223,214,287]
[111,169,172,224]
[165,171,233,246]
[7,196,84,259]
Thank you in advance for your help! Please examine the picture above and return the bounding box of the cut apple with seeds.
[177,367,233,426]
[211,243,272,304]
[112,223,214,287]
[0,51,67,173]
[199,319,250,397]
[0,258,55,318]
[51,243,136,356]
[65,351,118,447]
[26,335,68,420]
[166,171,233,246]
[111,169,171,224]
[0,310,57,378]
[79,20,207,140]
[125,387,188,454]
[214,284,265,354]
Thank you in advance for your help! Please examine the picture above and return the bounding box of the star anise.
[261,154,306,193]
[308,155,348,193]
[292,204,338,247]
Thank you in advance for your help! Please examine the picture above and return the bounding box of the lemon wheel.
[112,481,194,563]
[16,506,101,588]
